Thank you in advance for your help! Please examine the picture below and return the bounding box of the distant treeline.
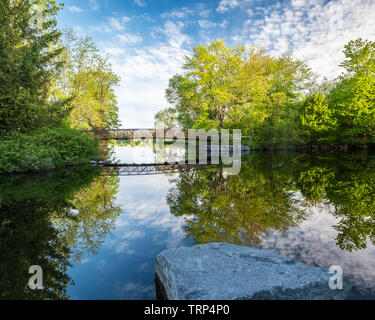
[156,38,375,150]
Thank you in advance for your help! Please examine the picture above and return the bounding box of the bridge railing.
[84,129,190,140]
[84,129,250,141]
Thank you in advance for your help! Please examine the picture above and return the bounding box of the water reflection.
[167,161,306,245]
[113,139,187,164]
[167,152,375,252]
[166,151,375,297]
[0,167,121,299]
[2,145,375,299]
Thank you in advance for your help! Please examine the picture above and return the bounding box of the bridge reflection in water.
[89,129,244,176]
[100,163,220,176]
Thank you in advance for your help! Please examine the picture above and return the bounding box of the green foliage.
[0,3,121,173]
[167,158,306,245]
[54,174,122,261]
[0,0,68,134]
[154,107,178,129]
[0,166,121,299]
[166,38,375,149]
[301,91,337,144]
[52,30,121,130]
[340,38,375,76]
[329,75,375,146]
[0,4,124,171]
[166,40,312,149]
[166,151,375,252]
[0,127,99,173]
[165,74,196,129]
[301,38,375,147]
[295,153,375,251]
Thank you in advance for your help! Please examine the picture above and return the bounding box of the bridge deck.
[85,129,248,140]
[85,129,190,140]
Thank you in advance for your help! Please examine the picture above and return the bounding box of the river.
[1,141,375,299]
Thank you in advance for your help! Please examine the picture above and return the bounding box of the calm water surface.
[1,142,375,299]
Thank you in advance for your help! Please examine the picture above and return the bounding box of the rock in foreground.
[155,243,351,300]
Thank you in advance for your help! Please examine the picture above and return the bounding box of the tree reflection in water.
[167,153,307,246]
[167,152,375,252]
[295,153,375,252]
[0,166,121,299]
[2,150,375,299]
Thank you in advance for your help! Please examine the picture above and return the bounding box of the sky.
[57,0,375,128]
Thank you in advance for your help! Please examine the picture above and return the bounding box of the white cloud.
[104,47,126,56]
[243,0,375,79]
[88,0,375,127]
[88,0,99,11]
[217,0,240,13]
[115,241,129,254]
[161,7,194,19]
[109,16,130,31]
[117,282,154,299]
[121,230,146,240]
[113,174,187,248]
[134,0,147,7]
[68,6,82,13]
[198,20,217,29]
[246,9,254,17]
[261,205,375,292]
[219,19,228,28]
[108,21,191,127]
[196,3,211,18]
[90,17,131,34]
[118,33,143,44]
[199,9,211,19]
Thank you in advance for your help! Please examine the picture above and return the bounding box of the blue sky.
[57,0,375,127]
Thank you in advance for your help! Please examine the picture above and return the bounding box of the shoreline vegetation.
[1,1,374,174]
[159,38,375,152]
[0,127,99,174]
[0,1,119,174]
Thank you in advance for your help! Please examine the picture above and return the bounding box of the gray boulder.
[155,243,351,300]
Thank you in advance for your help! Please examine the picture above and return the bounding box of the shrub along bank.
[0,127,99,173]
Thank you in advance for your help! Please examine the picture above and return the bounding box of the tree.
[300,90,337,144]
[165,74,196,129]
[167,40,245,130]
[154,107,178,129]
[339,38,375,76]
[225,47,273,138]
[328,38,375,146]
[165,40,312,149]
[254,52,312,148]
[0,0,67,134]
[52,31,121,130]
[0,166,100,299]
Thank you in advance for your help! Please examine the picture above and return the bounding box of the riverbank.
[0,127,100,174]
